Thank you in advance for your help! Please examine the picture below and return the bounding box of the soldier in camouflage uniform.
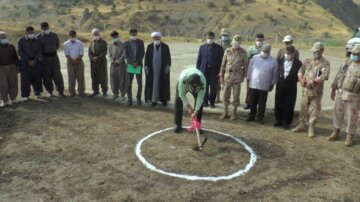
[219,35,248,120]
[292,42,330,138]
[327,44,360,147]
[216,28,232,103]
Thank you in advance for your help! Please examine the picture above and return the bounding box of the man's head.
[187,73,201,93]
[26,26,35,39]
[310,42,324,59]
[40,22,50,34]
[69,30,77,42]
[284,45,295,61]
[282,35,293,47]
[151,32,162,45]
[221,28,230,41]
[350,44,360,63]
[129,29,138,40]
[260,44,271,58]
[231,35,241,48]
[92,28,100,40]
[206,32,215,45]
[0,31,8,45]
[110,30,120,43]
[255,33,265,48]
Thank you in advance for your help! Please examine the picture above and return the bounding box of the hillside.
[0,0,358,43]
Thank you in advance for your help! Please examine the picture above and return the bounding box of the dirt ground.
[0,95,359,201]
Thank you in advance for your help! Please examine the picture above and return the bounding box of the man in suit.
[124,28,145,106]
[274,45,302,129]
[144,32,171,107]
[196,32,224,108]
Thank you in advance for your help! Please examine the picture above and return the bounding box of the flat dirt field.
[0,96,359,201]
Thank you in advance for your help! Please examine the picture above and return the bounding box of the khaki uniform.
[220,47,248,107]
[298,57,330,124]
[332,60,360,134]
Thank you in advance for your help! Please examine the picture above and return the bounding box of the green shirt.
[178,68,207,111]
[247,45,261,59]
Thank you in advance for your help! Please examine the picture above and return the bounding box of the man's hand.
[300,79,307,87]
[306,80,314,89]
[28,60,36,67]
[269,84,274,92]
[191,111,198,119]
[187,104,194,115]
[92,57,98,63]
[331,88,336,101]
[133,62,138,67]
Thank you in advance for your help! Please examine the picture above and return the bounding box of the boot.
[292,122,306,133]
[326,128,340,141]
[220,105,229,120]
[230,107,238,120]
[308,124,315,138]
[344,134,353,147]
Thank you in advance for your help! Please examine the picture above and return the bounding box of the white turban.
[151,32,161,38]
[92,28,100,35]
[0,31,6,36]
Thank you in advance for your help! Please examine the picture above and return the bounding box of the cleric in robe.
[144,32,171,106]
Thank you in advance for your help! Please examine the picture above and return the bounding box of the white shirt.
[284,60,293,78]
[247,54,278,91]
[64,39,84,59]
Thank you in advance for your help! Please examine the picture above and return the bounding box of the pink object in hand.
[188,117,202,132]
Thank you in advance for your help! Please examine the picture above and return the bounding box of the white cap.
[91,28,100,35]
[0,31,6,35]
[282,35,293,42]
[151,32,161,38]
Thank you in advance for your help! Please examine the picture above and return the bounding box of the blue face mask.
[0,39,8,45]
[221,35,229,41]
[112,38,120,43]
[350,54,359,62]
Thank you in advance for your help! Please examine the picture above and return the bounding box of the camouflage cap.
[310,42,325,52]
[351,44,360,54]
[221,28,230,36]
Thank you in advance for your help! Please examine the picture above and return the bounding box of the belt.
[43,52,57,57]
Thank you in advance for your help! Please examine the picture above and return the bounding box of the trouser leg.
[67,62,76,95]
[249,88,259,117]
[30,64,43,94]
[51,55,64,94]
[135,73,142,100]
[232,83,241,108]
[223,82,231,106]
[0,67,9,102]
[333,95,345,130]
[91,63,99,93]
[299,95,311,122]
[42,57,54,94]
[257,90,268,119]
[8,65,18,101]
[345,101,359,134]
[119,64,127,97]
[127,73,135,99]
[99,61,108,94]
[110,65,118,95]
[309,96,322,125]
[245,80,251,105]
[209,76,218,105]
[76,60,85,94]
[174,83,183,127]
[20,64,31,98]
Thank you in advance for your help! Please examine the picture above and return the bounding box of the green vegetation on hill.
[0,0,358,46]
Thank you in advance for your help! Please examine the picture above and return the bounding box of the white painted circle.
[135,127,257,182]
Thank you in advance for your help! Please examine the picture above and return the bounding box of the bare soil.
[0,96,359,201]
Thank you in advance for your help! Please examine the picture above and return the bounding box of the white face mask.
[27,34,35,39]
[221,35,229,41]
[130,36,137,40]
[256,41,263,48]
[93,36,100,41]
[70,37,77,42]
[207,39,214,44]
[154,40,161,46]
[260,51,269,58]
[313,52,320,59]
[43,30,51,35]
[285,53,293,61]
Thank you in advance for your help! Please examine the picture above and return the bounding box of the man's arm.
[313,60,330,84]
[97,40,108,61]
[55,34,60,50]
[246,58,254,81]
[194,74,207,112]
[137,40,145,64]
[219,53,227,83]
[178,79,189,106]
[196,46,202,69]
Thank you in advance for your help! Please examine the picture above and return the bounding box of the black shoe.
[258,118,265,125]
[78,93,85,97]
[274,122,283,127]
[59,93,65,97]
[103,93,107,97]
[210,104,215,109]
[244,105,250,110]
[137,99,142,106]
[162,101,167,107]
[91,92,99,97]
[151,102,157,107]
[174,126,182,133]
[127,99,133,106]
[246,116,255,122]
[283,124,290,130]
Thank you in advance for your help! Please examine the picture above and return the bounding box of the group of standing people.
[176,30,359,147]
[0,24,172,109]
[0,25,359,147]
